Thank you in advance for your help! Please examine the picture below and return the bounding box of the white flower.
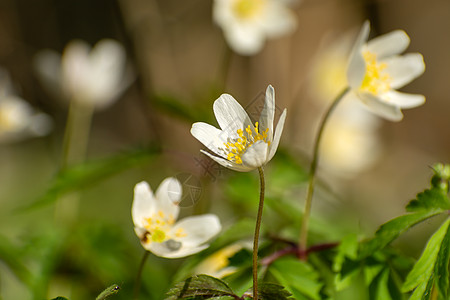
[194,244,242,278]
[191,85,287,172]
[132,178,221,258]
[34,39,130,110]
[213,0,297,55]
[0,68,52,143]
[347,21,425,121]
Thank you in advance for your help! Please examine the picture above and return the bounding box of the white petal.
[147,243,209,259]
[259,2,297,38]
[357,92,403,122]
[155,177,181,220]
[347,21,370,89]
[241,140,269,169]
[200,150,254,172]
[61,40,91,98]
[268,108,287,161]
[86,39,127,108]
[367,30,410,59]
[223,23,265,56]
[383,53,425,89]
[213,94,253,134]
[381,90,425,109]
[171,214,221,247]
[191,122,228,157]
[258,85,275,143]
[132,182,156,228]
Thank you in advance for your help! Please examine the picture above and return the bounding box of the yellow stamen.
[232,0,265,20]
[360,50,391,95]
[222,122,271,164]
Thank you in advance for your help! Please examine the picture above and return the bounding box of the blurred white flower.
[34,39,130,110]
[0,68,52,143]
[191,85,286,172]
[347,21,425,121]
[213,0,297,55]
[194,244,242,278]
[132,178,221,258]
[308,31,382,176]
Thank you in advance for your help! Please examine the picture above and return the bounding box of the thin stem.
[298,87,350,260]
[252,166,265,299]
[61,100,95,169]
[133,251,150,300]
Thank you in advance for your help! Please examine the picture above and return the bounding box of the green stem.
[252,166,265,299]
[298,87,350,260]
[133,251,150,300]
[61,100,95,170]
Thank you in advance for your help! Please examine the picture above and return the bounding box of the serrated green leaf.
[95,284,120,300]
[359,210,443,258]
[20,146,159,211]
[406,187,450,213]
[402,219,450,299]
[173,218,255,283]
[258,283,294,300]
[368,268,391,300]
[165,275,237,300]
[270,257,323,300]
[333,234,358,273]
[435,219,450,299]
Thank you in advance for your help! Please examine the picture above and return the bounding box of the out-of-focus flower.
[194,244,242,278]
[34,39,130,110]
[308,32,382,176]
[132,178,221,258]
[0,68,52,143]
[191,85,287,172]
[213,0,297,55]
[347,21,425,121]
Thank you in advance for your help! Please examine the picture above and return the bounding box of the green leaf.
[0,234,32,286]
[95,284,120,300]
[270,257,323,300]
[20,145,159,211]
[434,219,450,299]
[165,275,237,300]
[258,283,294,300]
[402,219,450,299]
[406,187,450,213]
[50,297,69,300]
[359,210,443,258]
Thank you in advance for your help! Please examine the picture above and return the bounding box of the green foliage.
[402,219,450,300]
[166,274,293,300]
[95,284,120,300]
[270,257,323,300]
[165,275,237,299]
[50,297,69,300]
[20,145,159,210]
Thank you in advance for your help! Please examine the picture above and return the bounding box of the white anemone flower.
[0,69,52,143]
[347,21,425,121]
[132,178,221,258]
[191,85,287,172]
[34,39,129,110]
[213,0,297,55]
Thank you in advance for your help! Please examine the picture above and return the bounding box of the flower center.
[360,50,391,95]
[221,122,270,164]
[232,0,265,20]
[143,210,186,244]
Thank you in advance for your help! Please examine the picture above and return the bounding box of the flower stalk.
[133,251,150,300]
[252,166,265,299]
[298,87,350,260]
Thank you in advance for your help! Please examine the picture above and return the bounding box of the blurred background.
[0,0,449,299]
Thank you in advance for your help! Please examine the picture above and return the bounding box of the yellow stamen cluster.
[143,210,183,244]
[222,122,270,164]
[232,0,265,20]
[360,50,391,95]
